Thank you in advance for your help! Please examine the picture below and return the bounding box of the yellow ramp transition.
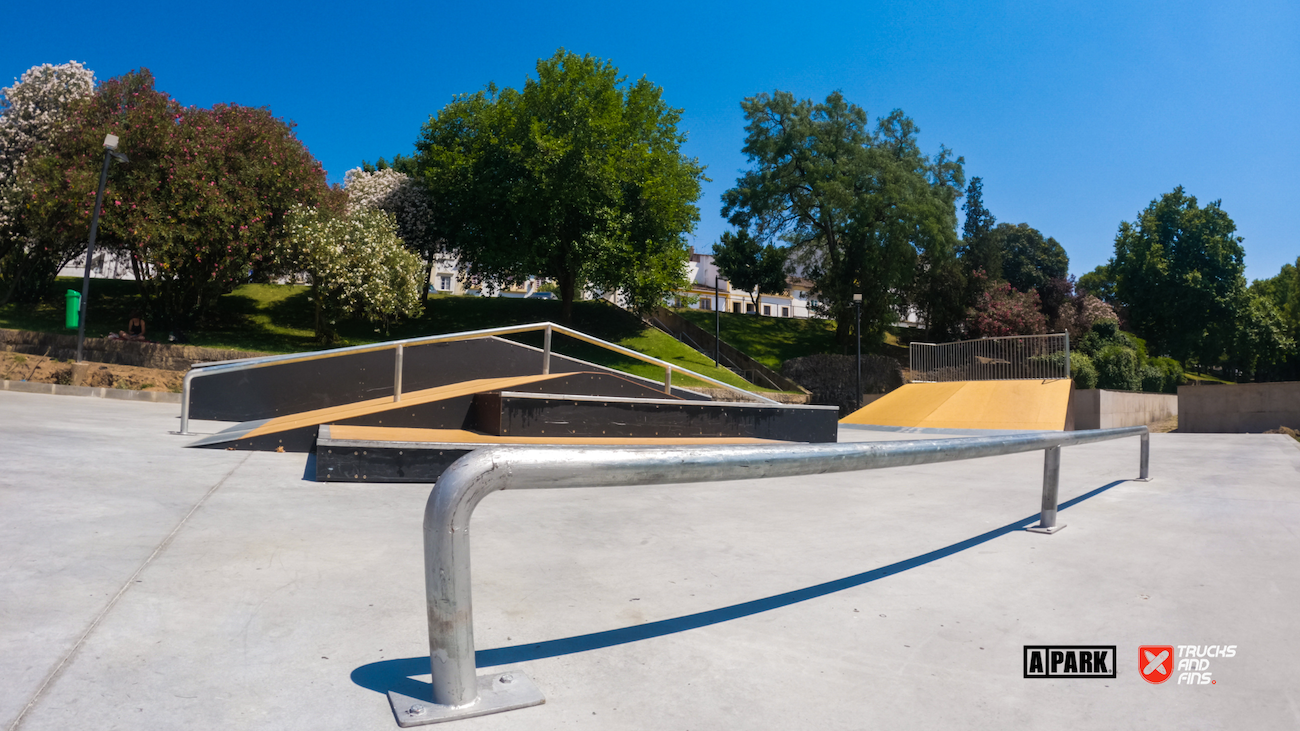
[841,380,1073,431]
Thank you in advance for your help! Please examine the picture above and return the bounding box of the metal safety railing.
[176,321,775,433]
[390,425,1151,725]
[909,332,1071,383]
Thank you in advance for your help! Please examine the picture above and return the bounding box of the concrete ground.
[1,390,1298,731]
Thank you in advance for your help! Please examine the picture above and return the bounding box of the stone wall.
[1072,389,1177,430]
[1178,381,1300,433]
[0,329,266,371]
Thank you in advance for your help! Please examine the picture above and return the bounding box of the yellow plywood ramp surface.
[841,380,1073,431]
[326,425,784,446]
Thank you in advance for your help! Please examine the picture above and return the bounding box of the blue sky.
[6,1,1297,281]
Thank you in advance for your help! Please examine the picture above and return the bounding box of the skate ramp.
[841,379,1074,431]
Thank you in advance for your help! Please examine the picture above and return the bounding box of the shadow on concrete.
[350,479,1129,697]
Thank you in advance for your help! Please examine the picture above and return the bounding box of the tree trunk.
[422,260,434,307]
[559,272,576,323]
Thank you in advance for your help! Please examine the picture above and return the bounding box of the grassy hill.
[673,307,914,370]
[0,279,766,391]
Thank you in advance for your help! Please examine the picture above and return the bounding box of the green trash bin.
[65,289,81,329]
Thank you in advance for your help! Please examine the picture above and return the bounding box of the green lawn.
[0,279,763,391]
[673,307,914,370]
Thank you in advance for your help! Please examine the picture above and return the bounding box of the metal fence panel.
[909,333,1070,382]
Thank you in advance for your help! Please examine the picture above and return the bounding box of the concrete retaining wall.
[1178,381,1300,433]
[1072,389,1177,430]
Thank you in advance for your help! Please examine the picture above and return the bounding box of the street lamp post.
[714,276,720,367]
[853,293,863,410]
[75,134,129,364]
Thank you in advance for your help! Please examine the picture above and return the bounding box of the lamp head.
[853,293,863,303]
[103,134,119,151]
[110,151,129,164]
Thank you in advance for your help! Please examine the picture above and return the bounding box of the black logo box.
[1024,646,1117,678]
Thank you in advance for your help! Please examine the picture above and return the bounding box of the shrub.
[1070,351,1098,390]
[1150,357,1184,394]
[1095,344,1140,391]
[1139,365,1164,393]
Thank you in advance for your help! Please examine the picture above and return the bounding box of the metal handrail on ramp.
[176,321,776,433]
[390,425,1152,725]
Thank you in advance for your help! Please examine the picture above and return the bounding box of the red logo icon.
[1140,645,1175,684]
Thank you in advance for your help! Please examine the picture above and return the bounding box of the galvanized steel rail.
[393,425,1151,725]
[909,332,1070,382]
[176,321,775,433]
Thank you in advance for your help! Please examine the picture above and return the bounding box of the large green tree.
[23,69,333,325]
[992,222,1069,295]
[712,229,787,314]
[721,91,963,348]
[415,50,706,320]
[1110,187,1248,364]
[958,176,999,282]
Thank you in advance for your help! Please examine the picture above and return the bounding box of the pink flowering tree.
[964,276,1048,337]
[22,69,336,325]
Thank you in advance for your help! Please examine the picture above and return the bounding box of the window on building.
[781,306,789,317]
[439,274,452,291]
[746,303,755,313]
[732,302,741,314]
[762,304,771,316]
[701,299,711,311]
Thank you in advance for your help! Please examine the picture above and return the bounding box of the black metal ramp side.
[476,392,840,442]
[189,336,711,423]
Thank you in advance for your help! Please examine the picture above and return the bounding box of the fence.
[389,425,1150,725]
[909,333,1070,382]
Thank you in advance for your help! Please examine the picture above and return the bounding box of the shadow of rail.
[350,478,1127,696]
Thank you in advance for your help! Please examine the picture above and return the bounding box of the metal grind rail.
[175,321,776,433]
[390,425,1151,726]
[909,332,1071,382]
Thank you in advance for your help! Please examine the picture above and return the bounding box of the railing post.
[1027,446,1065,534]
[1064,331,1071,381]
[174,369,195,435]
[542,324,552,375]
[1138,431,1151,481]
[393,343,404,403]
[664,365,672,394]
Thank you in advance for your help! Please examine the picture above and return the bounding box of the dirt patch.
[0,351,183,392]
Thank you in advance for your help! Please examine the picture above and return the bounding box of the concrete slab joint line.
[400,426,1150,725]
[5,454,251,731]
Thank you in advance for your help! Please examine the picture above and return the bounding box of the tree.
[991,222,1069,294]
[1110,187,1246,364]
[22,69,334,325]
[415,50,706,320]
[712,229,787,314]
[1077,263,1117,306]
[721,91,963,349]
[963,274,1048,337]
[958,176,999,281]
[1250,258,1300,380]
[344,167,439,303]
[0,61,97,303]
[283,205,423,343]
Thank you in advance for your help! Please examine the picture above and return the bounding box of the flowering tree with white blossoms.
[343,166,439,303]
[283,204,423,343]
[0,61,96,303]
